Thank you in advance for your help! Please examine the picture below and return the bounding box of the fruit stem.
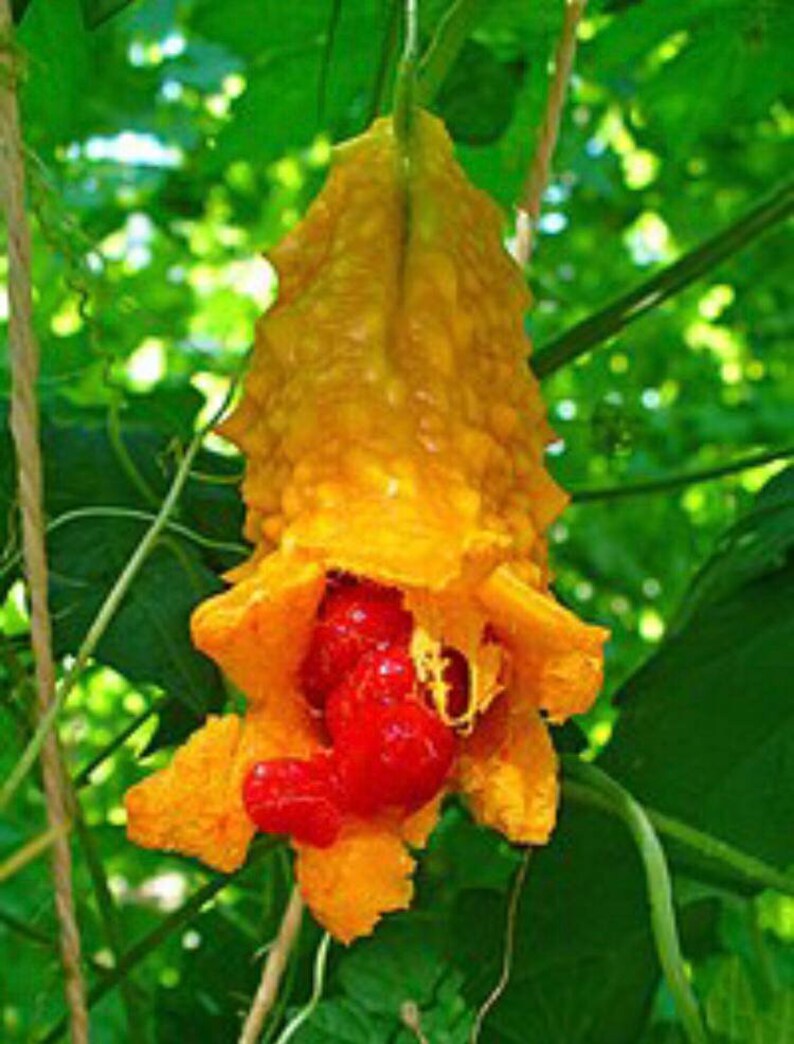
[393,0,419,157]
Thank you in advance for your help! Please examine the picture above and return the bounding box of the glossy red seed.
[325,645,417,742]
[242,755,344,848]
[301,580,413,708]
[337,700,455,816]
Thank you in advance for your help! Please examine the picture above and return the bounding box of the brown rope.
[514,0,588,268]
[0,3,89,1040]
[238,885,305,1044]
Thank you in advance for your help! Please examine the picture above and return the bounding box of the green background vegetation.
[1,0,792,1041]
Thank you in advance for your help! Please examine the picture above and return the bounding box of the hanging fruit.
[124,112,608,944]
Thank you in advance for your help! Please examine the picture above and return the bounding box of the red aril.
[336,700,455,815]
[242,754,344,848]
[301,579,413,708]
[325,644,417,742]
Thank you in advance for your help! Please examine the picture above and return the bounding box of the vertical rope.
[238,885,305,1044]
[514,0,588,269]
[0,3,89,1040]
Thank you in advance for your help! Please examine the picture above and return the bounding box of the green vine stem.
[106,397,160,508]
[470,849,531,1043]
[570,444,794,503]
[74,806,146,1042]
[73,704,158,789]
[369,0,402,120]
[272,932,333,1044]
[417,0,483,103]
[563,778,794,899]
[562,759,709,1044]
[393,0,419,151]
[533,178,794,378]
[0,823,65,883]
[40,838,281,1043]
[0,505,247,586]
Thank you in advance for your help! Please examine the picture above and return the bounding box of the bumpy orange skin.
[125,113,608,944]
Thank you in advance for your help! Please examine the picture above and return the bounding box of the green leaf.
[706,956,794,1044]
[337,917,449,1018]
[456,805,660,1044]
[434,40,522,146]
[78,0,137,29]
[11,0,34,22]
[48,516,225,718]
[672,466,794,630]
[190,0,330,60]
[292,999,388,1043]
[17,0,91,151]
[601,470,794,871]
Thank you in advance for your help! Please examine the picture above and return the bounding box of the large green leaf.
[706,956,794,1044]
[457,805,659,1044]
[434,40,522,146]
[601,469,794,870]
[49,516,224,717]
[78,0,137,29]
[671,467,794,631]
[17,0,91,150]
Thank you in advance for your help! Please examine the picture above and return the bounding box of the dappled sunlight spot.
[308,135,332,167]
[182,930,202,951]
[588,719,613,752]
[595,106,633,157]
[720,362,743,385]
[192,373,241,456]
[758,893,794,941]
[639,608,664,643]
[698,284,735,321]
[641,388,662,410]
[273,156,304,190]
[108,804,128,827]
[652,30,690,66]
[206,94,232,119]
[159,968,180,988]
[684,321,744,369]
[115,870,190,912]
[642,578,662,599]
[556,399,577,421]
[609,353,629,374]
[624,149,659,190]
[625,211,675,265]
[223,73,246,99]
[73,665,132,716]
[551,522,569,545]
[84,132,182,169]
[100,213,156,273]
[683,487,706,515]
[126,338,166,390]
[161,79,183,103]
[226,257,276,310]
[93,948,114,970]
[575,581,594,602]
[122,691,148,716]
[539,212,568,235]
[50,298,83,337]
[128,33,186,68]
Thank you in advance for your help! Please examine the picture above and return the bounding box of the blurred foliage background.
[1,0,792,1041]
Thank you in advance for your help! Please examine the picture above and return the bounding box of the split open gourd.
[124,112,607,943]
